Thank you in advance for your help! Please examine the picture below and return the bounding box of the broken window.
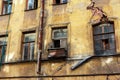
[26,0,38,10]
[48,27,67,59]
[52,27,67,48]
[22,32,35,60]
[53,0,67,4]
[2,0,12,15]
[0,36,7,63]
[93,22,116,55]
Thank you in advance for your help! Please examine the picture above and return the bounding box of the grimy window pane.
[24,33,35,42]
[30,43,34,60]
[23,43,29,60]
[109,24,114,32]
[53,28,67,39]
[62,0,67,3]
[109,38,115,49]
[94,40,102,50]
[93,26,102,35]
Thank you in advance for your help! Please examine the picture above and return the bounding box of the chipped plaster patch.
[3,66,9,73]
[102,58,113,66]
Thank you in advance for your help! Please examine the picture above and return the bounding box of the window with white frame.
[22,32,35,60]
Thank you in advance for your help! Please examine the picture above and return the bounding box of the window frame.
[21,31,36,61]
[92,21,116,56]
[0,35,8,63]
[25,0,38,11]
[1,0,12,15]
[51,27,68,49]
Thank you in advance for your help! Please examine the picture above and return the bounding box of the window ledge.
[1,59,37,65]
[0,13,11,16]
[25,8,37,12]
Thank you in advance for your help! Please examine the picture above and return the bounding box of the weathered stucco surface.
[0,0,120,80]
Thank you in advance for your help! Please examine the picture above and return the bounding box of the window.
[52,27,67,48]
[26,0,38,10]
[22,32,35,60]
[48,27,67,59]
[0,36,7,63]
[2,0,12,15]
[53,0,67,4]
[93,22,116,55]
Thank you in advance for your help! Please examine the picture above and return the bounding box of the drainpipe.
[37,0,45,74]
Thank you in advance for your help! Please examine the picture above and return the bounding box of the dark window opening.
[53,0,67,4]
[56,0,60,4]
[53,40,60,48]
[102,39,109,50]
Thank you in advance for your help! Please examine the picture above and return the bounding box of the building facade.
[0,0,120,80]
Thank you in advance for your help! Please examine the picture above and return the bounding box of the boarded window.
[22,32,35,60]
[2,0,12,15]
[0,36,7,63]
[26,0,38,10]
[93,22,116,55]
[52,27,67,49]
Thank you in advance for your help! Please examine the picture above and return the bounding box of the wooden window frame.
[25,0,38,11]
[21,31,36,61]
[1,0,12,15]
[92,21,116,56]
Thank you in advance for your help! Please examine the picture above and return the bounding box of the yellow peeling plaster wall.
[0,0,41,79]
[0,0,120,80]
[42,0,120,80]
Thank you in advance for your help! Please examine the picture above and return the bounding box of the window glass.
[22,32,35,60]
[53,28,67,39]
[24,33,35,42]
[93,22,115,55]
[0,36,7,62]
[28,0,34,9]
[2,0,12,14]
[27,0,37,10]
[62,0,67,3]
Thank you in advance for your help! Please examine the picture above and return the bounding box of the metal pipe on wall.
[37,0,45,74]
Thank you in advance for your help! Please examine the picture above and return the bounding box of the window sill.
[52,3,67,6]
[1,59,37,65]
[25,8,37,12]
[0,13,11,16]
